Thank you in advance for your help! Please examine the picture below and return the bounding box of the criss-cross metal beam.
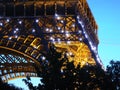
[0,0,103,82]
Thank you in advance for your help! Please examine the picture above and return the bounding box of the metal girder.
[0,53,39,82]
[0,0,102,82]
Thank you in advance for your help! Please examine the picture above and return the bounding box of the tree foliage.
[106,60,120,90]
[23,44,118,90]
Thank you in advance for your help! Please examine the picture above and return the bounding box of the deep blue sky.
[87,0,120,67]
[9,0,120,89]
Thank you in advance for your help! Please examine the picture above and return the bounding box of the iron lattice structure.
[0,0,103,82]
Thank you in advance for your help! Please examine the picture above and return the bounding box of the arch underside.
[0,48,40,82]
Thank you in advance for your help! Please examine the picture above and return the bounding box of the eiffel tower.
[0,0,103,82]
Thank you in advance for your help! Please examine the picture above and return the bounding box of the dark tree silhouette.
[0,78,23,90]
[23,44,115,90]
[106,60,120,90]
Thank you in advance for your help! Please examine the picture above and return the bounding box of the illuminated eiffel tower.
[0,0,103,82]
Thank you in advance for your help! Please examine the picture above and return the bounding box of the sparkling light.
[65,31,70,37]
[50,37,53,40]
[66,33,70,37]
[66,53,69,56]
[60,20,64,23]
[79,38,82,41]
[77,15,103,66]
[57,38,61,44]
[55,13,58,17]
[41,56,46,60]
[35,19,39,23]
[56,16,61,20]
[78,21,82,24]
[49,29,53,32]
[61,30,64,33]
[69,52,73,56]
[14,30,17,34]
[61,69,63,73]
[0,23,3,26]
[9,37,12,40]
[32,29,36,32]
[81,24,84,28]
[15,28,19,31]
[6,19,10,22]
[72,24,75,27]
[85,33,88,38]
[89,41,92,46]
[50,37,55,41]
[67,41,71,44]
[77,16,80,19]
[46,28,49,32]
[57,27,61,30]
[91,46,96,51]
[78,30,82,34]
[15,35,18,38]
[57,38,61,42]
[55,14,61,19]
[18,21,22,24]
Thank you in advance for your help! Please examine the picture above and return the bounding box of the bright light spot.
[16,28,19,31]
[46,28,49,32]
[72,24,75,27]
[18,21,22,24]
[35,19,39,23]
[60,20,64,23]
[78,20,82,24]
[79,38,82,41]
[6,19,10,22]
[83,31,85,34]
[78,30,82,34]
[66,53,69,56]
[91,46,97,51]
[14,30,17,34]
[57,38,61,41]
[50,37,53,40]
[69,52,73,56]
[56,16,61,20]
[77,16,80,19]
[9,37,12,40]
[65,31,70,37]
[81,24,84,28]
[61,69,63,73]
[67,41,71,44]
[55,14,61,19]
[89,41,92,46]
[32,29,36,32]
[49,29,53,32]
[66,33,70,37]
[0,23,3,26]
[61,30,64,33]
[58,27,61,30]
[85,34,88,38]
[15,35,18,38]
[55,13,58,17]
[42,56,46,60]
[50,37,55,41]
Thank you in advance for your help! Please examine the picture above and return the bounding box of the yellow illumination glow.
[54,41,96,67]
